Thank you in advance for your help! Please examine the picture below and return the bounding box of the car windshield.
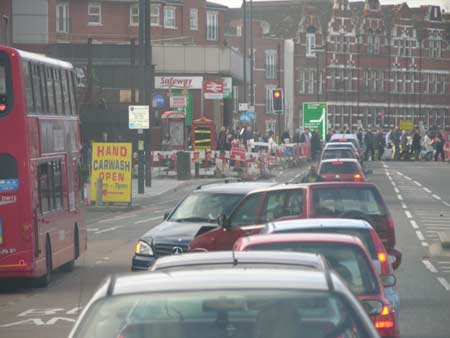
[322,149,355,160]
[247,244,379,296]
[313,187,385,216]
[275,228,377,259]
[319,162,359,175]
[73,290,371,338]
[169,193,244,222]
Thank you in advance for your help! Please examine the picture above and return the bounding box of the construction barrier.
[150,143,309,180]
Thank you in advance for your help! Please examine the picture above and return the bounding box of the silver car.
[69,251,380,338]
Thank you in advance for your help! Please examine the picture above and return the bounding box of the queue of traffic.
[70,133,401,338]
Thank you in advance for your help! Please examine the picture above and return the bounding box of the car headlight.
[135,240,154,256]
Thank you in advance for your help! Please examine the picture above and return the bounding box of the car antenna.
[232,248,238,266]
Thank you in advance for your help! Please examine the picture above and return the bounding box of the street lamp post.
[2,16,9,46]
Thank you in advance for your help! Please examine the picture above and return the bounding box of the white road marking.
[397,171,404,176]
[437,261,450,265]
[416,230,425,241]
[423,187,432,193]
[414,180,422,187]
[404,176,412,181]
[423,259,438,273]
[443,201,450,207]
[95,260,103,265]
[394,187,400,193]
[87,228,99,232]
[425,226,450,230]
[405,210,412,219]
[94,226,123,234]
[433,194,442,200]
[421,242,429,247]
[410,220,419,229]
[401,202,407,209]
[397,194,403,201]
[437,277,450,291]
[134,215,164,224]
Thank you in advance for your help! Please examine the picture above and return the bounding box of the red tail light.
[332,161,344,165]
[373,305,396,337]
[0,104,6,112]
[354,174,363,182]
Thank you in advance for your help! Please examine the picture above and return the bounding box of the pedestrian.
[391,127,401,160]
[281,129,291,144]
[400,131,408,160]
[434,132,445,161]
[303,128,311,143]
[364,129,375,161]
[217,127,226,151]
[301,165,323,183]
[422,133,433,161]
[293,128,301,143]
[357,128,363,145]
[411,128,421,160]
[268,131,277,155]
[310,129,322,161]
[375,128,385,161]
[326,128,334,142]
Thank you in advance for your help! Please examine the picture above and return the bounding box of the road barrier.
[150,143,310,180]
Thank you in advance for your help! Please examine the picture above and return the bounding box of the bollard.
[195,161,200,177]
[95,177,103,206]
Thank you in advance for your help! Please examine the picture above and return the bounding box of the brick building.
[226,0,450,135]
[2,0,246,147]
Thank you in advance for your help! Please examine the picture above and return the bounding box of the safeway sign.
[204,80,224,100]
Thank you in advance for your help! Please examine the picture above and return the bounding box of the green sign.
[174,90,193,126]
[303,102,328,141]
[222,77,232,100]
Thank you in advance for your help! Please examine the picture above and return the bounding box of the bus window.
[22,61,35,114]
[39,65,49,113]
[61,70,71,115]
[31,63,43,113]
[38,163,52,213]
[38,161,64,213]
[0,154,18,192]
[54,69,64,115]
[53,161,63,210]
[45,67,56,115]
[0,51,12,116]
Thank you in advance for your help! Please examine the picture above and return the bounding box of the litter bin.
[176,151,191,180]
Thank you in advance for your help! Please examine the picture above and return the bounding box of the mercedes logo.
[172,246,183,255]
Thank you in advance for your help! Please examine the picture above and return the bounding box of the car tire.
[61,226,79,273]
[34,238,52,288]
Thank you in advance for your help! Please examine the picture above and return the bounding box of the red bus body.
[0,46,86,282]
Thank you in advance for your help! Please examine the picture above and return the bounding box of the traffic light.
[272,88,284,112]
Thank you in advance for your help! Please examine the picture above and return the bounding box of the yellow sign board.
[90,143,132,203]
[399,120,414,131]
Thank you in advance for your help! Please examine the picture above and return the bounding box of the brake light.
[369,304,396,337]
[339,138,348,142]
[378,252,387,264]
[332,161,344,165]
[0,104,6,112]
[354,174,363,182]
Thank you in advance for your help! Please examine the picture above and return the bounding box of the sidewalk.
[131,178,202,201]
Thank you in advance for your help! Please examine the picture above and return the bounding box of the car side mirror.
[380,274,397,288]
[218,213,230,229]
[163,212,170,221]
[388,248,402,270]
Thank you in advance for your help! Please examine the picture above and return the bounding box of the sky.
[209,0,449,11]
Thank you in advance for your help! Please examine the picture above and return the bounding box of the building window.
[430,38,442,58]
[236,25,242,37]
[88,2,101,25]
[306,27,316,57]
[307,70,315,94]
[151,4,160,26]
[374,35,381,54]
[265,86,276,113]
[206,11,219,41]
[265,49,277,80]
[265,119,277,133]
[189,8,198,31]
[318,71,323,94]
[299,71,305,93]
[164,6,176,28]
[367,33,373,54]
[129,4,139,26]
[56,2,69,33]
[233,86,239,113]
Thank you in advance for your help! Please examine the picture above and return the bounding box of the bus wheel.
[62,226,79,273]
[34,238,52,288]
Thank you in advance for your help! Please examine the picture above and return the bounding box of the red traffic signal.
[272,89,284,112]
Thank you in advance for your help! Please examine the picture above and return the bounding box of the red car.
[234,233,399,338]
[318,158,365,182]
[189,182,400,269]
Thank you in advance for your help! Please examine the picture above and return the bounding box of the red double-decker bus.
[0,46,87,286]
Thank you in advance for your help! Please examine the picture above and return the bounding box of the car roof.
[320,158,359,164]
[323,147,355,152]
[331,134,357,140]
[106,267,331,297]
[152,250,327,271]
[298,181,376,188]
[194,181,277,194]
[326,142,356,147]
[266,218,373,233]
[239,233,366,249]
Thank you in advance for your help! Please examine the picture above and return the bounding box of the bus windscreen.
[0,52,11,115]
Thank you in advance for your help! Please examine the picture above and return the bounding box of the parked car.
[318,158,366,182]
[131,181,276,270]
[69,251,381,338]
[235,233,399,338]
[262,218,400,315]
[190,182,399,269]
